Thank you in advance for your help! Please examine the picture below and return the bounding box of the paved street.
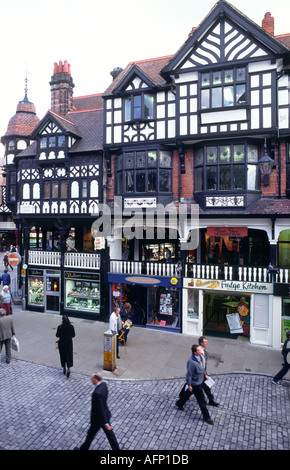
[0,263,289,454]
[0,357,289,452]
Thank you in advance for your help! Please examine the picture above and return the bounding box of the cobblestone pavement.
[0,358,289,451]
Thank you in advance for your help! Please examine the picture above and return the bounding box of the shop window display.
[187,290,199,320]
[28,272,44,306]
[148,287,179,328]
[65,275,100,313]
[142,243,175,262]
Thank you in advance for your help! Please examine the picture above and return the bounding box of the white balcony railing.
[110,260,181,278]
[64,252,101,269]
[185,263,290,284]
[28,250,61,267]
[110,260,290,284]
[27,253,290,283]
[28,251,101,270]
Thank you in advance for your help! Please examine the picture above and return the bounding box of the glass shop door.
[45,271,60,313]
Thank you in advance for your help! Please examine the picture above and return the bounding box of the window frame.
[194,142,259,193]
[43,180,67,199]
[200,67,247,111]
[117,149,172,195]
[124,93,155,122]
[39,135,67,151]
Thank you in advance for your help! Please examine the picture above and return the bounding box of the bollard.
[103,329,116,371]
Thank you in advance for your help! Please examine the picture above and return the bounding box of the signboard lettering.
[207,227,248,237]
[185,278,272,294]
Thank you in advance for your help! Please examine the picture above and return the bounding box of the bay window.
[194,142,259,192]
[117,150,172,194]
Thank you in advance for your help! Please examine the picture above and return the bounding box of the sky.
[0,0,289,141]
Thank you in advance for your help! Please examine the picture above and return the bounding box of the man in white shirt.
[109,307,123,359]
[198,336,219,407]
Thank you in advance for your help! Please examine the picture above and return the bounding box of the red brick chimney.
[50,60,75,117]
[262,12,274,36]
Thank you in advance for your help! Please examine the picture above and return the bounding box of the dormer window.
[124,93,155,122]
[200,67,246,110]
[40,135,66,149]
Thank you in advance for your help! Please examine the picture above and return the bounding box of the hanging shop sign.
[184,278,272,294]
[207,227,248,237]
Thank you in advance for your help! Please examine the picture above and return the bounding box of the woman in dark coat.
[56,315,75,378]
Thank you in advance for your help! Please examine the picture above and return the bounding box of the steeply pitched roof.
[3,94,40,137]
[276,34,290,50]
[66,108,103,152]
[30,110,82,139]
[72,94,103,111]
[103,56,172,96]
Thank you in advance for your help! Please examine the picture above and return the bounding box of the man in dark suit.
[75,372,120,450]
[176,344,214,425]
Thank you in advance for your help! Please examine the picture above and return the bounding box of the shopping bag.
[11,336,20,352]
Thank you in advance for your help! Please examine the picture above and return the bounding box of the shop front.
[28,268,61,313]
[274,283,290,342]
[64,271,100,316]
[108,273,181,332]
[27,267,101,318]
[183,277,274,346]
[197,226,270,267]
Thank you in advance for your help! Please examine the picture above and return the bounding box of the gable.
[113,66,157,94]
[31,111,82,140]
[39,120,62,136]
[180,20,270,69]
[162,0,289,76]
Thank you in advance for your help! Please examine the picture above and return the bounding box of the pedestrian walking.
[272,330,290,385]
[3,251,13,271]
[1,269,11,287]
[109,307,123,359]
[198,336,219,406]
[2,285,12,315]
[56,315,75,378]
[0,308,15,364]
[175,344,214,425]
[74,372,120,451]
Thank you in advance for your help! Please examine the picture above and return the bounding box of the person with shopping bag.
[0,308,16,364]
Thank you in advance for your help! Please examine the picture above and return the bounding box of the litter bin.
[103,329,116,371]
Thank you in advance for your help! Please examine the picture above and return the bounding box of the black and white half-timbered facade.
[103,1,290,346]
[3,62,107,319]
[2,1,290,347]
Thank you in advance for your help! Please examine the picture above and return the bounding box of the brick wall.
[262,12,274,36]
[261,142,287,197]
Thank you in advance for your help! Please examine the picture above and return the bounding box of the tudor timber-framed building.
[2,61,109,320]
[103,1,290,347]
[2,1,290,348]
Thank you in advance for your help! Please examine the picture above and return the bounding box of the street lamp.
[258,138,275,186]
